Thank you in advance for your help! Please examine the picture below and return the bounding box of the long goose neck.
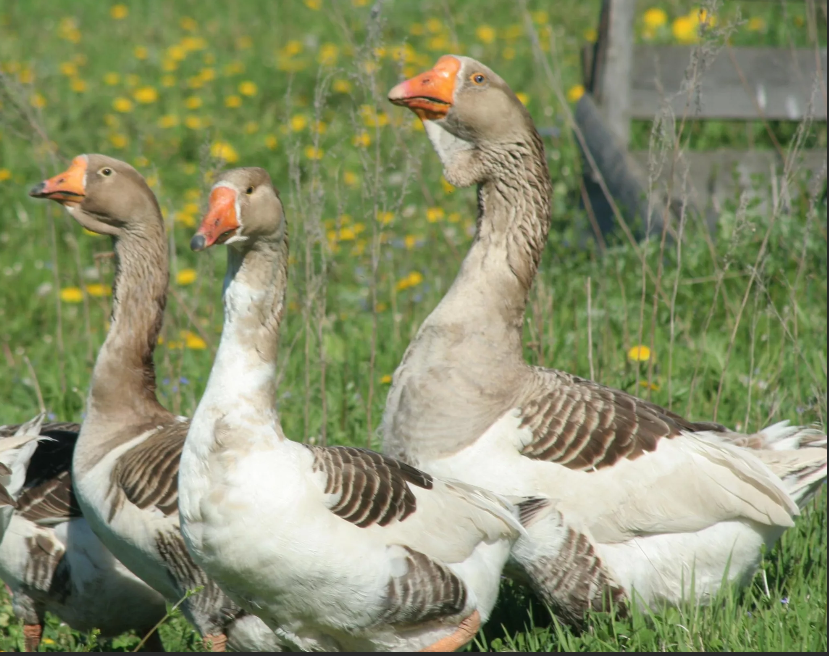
[87,220,170,425]
[430,130,551,351]
[206,239,288,414]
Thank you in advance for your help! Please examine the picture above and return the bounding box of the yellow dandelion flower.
[282,40,303,57]
[404,234,418,250]
[244,121,259,134]
[440,177,454,194]
[377,211,393,225]
[187,76,204,89]
[532,10,549,24]
[167,45,187,62]
[264,134,278,150]
[134,46,148,60]
[113,97,133,112]
[695,8,718,27]
[30,93,47,109]
[85,283,112,297]
[318,43,339,66]
[134,155,149,167]
[109,133,128,149]
[503,46,516,60]
[104,113,119,127]
[643,8,668,29]
[426,18,443,33]
[184,331,207,350]
[352,131,371,148]
[236,35,253,50]
[476,25,496,44]
[223,60,245,76]
[584,27,598,42]
[59,61,78,76]
[158,114,179,128]
[82,228,103,237]
[184,115,203,130]
[180,16,198,31]
[182,36,207,52]
[672,15,697,43]
[161,75,176,87]
[185,95,202,109]
[448,212,461,223]
[290,114,308,131]
[60,287,83,303]
[747,17,765,31]
[18,67,33,84]
[627,345,652,362]
[110,4,128,19]
[176,212,196,228]
[176,268,198,285]
[516,92,530,105]
[70,77,87,93]
[133,86,158,103]
[381,374,392,384]
[104,72,120,85]
[304,0,321,9]
[397,271,424,291]
[210,141,239,164]
[426,207,445,223]
[566,84,585,102]
[0,169,12,182]
[200,67,216,82]
[225,95,242,108]
[238,81,258,96]
[162,59,178,72]
[640,380,661,391]
[41,638,56,646]
[304,146,323,160]
[332,79,352,95]
[343,171,359,187]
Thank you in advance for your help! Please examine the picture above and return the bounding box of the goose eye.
[100,168,113,177]
[245,186,254,195]
[470,73,486,85]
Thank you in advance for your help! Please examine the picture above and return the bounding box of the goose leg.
[419,610,480,652]
[23,623,42,652]
[203,633,227,652]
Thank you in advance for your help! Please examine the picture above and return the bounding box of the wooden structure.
[575,0,827,241]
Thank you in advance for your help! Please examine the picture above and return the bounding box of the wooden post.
[593,0,636,145]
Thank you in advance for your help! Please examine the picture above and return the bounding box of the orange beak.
[388,55,461,120]
[191,186,240,252]
[29,156,88,207]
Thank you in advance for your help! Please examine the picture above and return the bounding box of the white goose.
[382,55,828,621]
[178,168,550,652]
[29,155,282,652]
[0,415,166,651]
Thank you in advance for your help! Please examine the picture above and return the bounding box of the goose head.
[388,55,536,187]
[29,154,160,237]
[190,167,284,252]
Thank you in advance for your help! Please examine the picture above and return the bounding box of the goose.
[29,155,283,652]
[0,414,167,651]
[178,167,554,652]
[382,55,828,621]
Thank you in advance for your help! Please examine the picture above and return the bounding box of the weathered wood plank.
[591,0,636,143]
[628,45,827,121]
[630,148,826,231]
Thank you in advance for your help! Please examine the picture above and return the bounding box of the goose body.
[30,155,282,652]
[0,417,166,651]
[179,168,533,652]
[383,56,827,620]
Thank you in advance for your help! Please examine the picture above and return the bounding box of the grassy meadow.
[0,0,827,651]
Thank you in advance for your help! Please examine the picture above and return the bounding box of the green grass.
[0,0,826,651]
